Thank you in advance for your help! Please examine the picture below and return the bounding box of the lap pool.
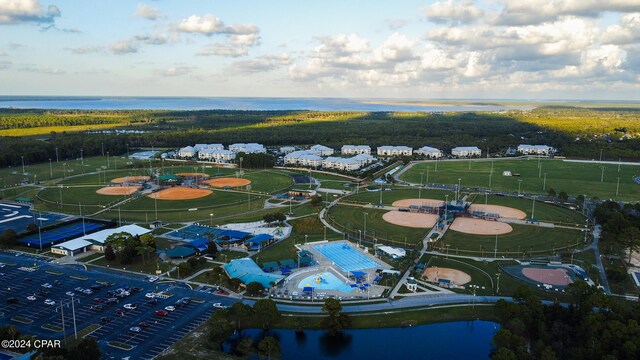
[297,271,353,293]
[313,242,380,272]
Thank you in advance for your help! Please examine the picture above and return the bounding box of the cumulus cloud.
[135,4,163,20]
[109,34,170,55]
[175,14,259,36]
[601,13,640,45]
[196,43,249,57]
[231,54,291,73]
[154,66,195,77]
[0,0,60,25]
[494,0,640,26]
[386,18,410,30]
[423,0,483,24]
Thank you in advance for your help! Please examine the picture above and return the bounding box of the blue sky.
[1,0,639,99]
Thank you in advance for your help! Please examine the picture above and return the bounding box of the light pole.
[49,158,52,178]
[37,211,42,251]
[21,156,25,175]
[517,179,522,196]
[419,172,424,200]
[80,148,84,166]
[489,160,494,187]
[426,166,430,185]
[55,146,59,162]
[531,196,536,219]
[363,212,368,242]
[495,273,501,294]
[457,178,461,202]
[107,152,110,168]
[616,177,620,196]
[209,213,214,227]
[494,234,498,258]
[600,166,605,182]
[543,173,547,191]
[444,194,449,221]
[599,148,603,162]
[358,230,362,246]
[63,163,67,180]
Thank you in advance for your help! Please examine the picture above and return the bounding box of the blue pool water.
[314,243,380,272]
[298,271,353,293]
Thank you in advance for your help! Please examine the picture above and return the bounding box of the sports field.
[37,185,129,213]
[343,188,455,206]
[400,158,640,200]
[440,224,584,257]
[467,194,587,226]
[326,205,429,246]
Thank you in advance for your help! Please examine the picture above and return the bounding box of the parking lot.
[0,251,236,359]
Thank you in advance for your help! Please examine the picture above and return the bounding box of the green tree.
[321,298,351,336]
[236,337,255,357]
[322,298,342,316]
[26,223,39,232]
[263,213,276,224]
[310,194,322,207]
[104,243,116,261]
[257,336,281,360]
[558,191,569,202]
[0,229,17,248]
[547,188,557,198]
[66,337,101,360]
[273,212,286,223]
[619,227,640,264]
[245,281,265,297]
[229,302,253,330]
[253,299,281,330]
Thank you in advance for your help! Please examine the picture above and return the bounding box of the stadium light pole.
[426,166,430,184]
[38,211,42,252]
[495,273,501,294]
[107,152,110,168]
[419,172,424,200]
[600,166,605,182]
[599,148,603,162]
[49,158,52,178]
[543,173,547,191]
[494,234,498,258]
[489,161,494,187]
[21,156,25,175]
[457,178,461,202]
[63,163,67,180]
[363,212,368,242]
[618,157,621,173]
[616,177,620,196]
[209,213,213,227]
[531,196,536,219]
[55,146,59,163]
[80,148,84,166]
[517,180,522,196]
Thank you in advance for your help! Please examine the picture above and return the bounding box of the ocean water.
[0,96,528,112]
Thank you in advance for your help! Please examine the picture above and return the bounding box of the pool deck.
[271,240,392,301]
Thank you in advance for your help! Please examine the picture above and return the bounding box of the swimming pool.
[298,271,353,293]
[313,242,380,272]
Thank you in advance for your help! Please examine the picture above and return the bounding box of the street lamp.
[457,178,461,202]
[363,212,368,242]
[517,179,522,196]
[49,158,53,178]
[209,213,214,227]
[21,156,25,175]
[419,172,424,200]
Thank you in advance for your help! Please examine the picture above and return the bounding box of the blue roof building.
[243,233,274,250]
[223,258,284,288]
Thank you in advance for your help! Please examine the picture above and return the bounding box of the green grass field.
[343,187,455,206]
[400,158,640,201]
[236,170,293,193]
[327,205,428,246]
[440,223,585,257]
[421,255,495,295]
[467,194,587,226]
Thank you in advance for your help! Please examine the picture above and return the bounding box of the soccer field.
[400,158,640,200]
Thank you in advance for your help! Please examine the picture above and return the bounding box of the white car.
[44,299,55,306]
[148,276,159,283]
[123,303,137,310]
[164,306,175,312]
[82,289,93,295]
[212,302,228,309]
[41,283,52,288]
[129,326,142,333]
[27,295,36,301]
[65,291,75,297]
[144,293,156,299]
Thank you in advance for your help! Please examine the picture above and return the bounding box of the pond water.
[224,320,498,360]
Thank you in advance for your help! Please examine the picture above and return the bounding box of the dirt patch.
[392,198,445,208]
[148,187,212,200]
[204,177,252,188]
[469,204,526,219]
[522,267,573,286]
[111,176,150,184]
[96,186,140,195]
[450,217,513,235]
[382,211,438,228]
[423,267,471,285]
[176,173,210,179]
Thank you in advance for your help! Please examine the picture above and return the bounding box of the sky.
[0,0,639,100]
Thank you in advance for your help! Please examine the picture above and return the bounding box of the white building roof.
[378,146,412,150]
[179,146,195,152]
[70,224,151,245]
[453,146,480,151]
[518,144,551,149]
[298,154,323,161]
[55,238,93,251]
[310,144,333,151]
[378,245,406,257]
[418,146,441,152]
[352,154,374,161]
[342,145,370,150]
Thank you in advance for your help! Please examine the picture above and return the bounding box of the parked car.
[148,276,159,283]
[41,283,52,288]
[100,317,112,324]
[180,297,191,305]
[82,289,93,295]
[212,303,228,309]
[74,287,84,293]
[164,306,175,312]
[131,287,143,292]
[27,295,36,301]
[90,305,104,311]
[6,297,19,304]
[65,291,75,297]
[114,309,125,316]
[145,293,156,299]
[123,303,137,310]
[44,299,56,306]
[93,298,104,303]
[90,284,102,291]
[105,298,118,305]
[147,298,158,305]
[53,280,61,286]
[154,309,168,316]
[138,321,150,328]
[129,326,142,333]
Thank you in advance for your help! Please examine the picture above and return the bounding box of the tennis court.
[19,219,109,247]
[166,224,223,241]
[313,242,381,272]
[0,202,66,234]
